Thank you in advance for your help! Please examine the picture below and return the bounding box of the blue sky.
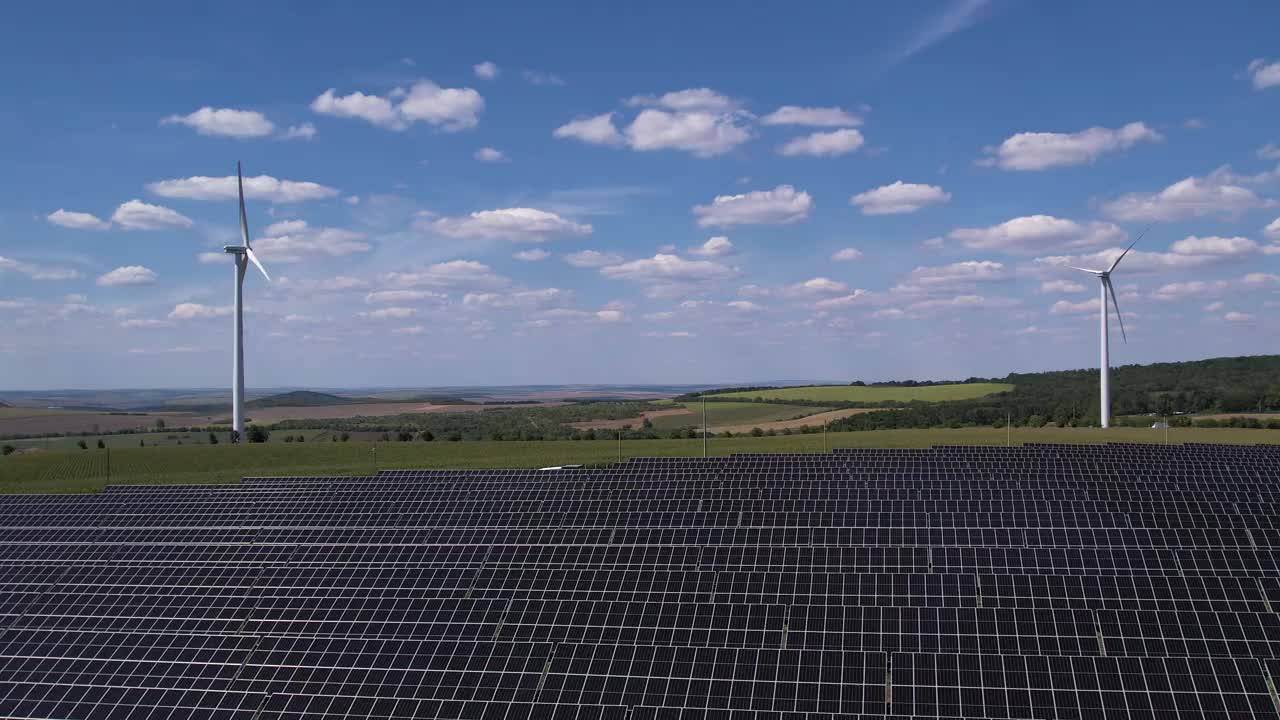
[2,1,1279,390]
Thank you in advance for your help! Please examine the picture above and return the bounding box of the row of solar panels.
[2,640,1277,719]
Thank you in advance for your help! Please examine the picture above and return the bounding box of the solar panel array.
[2,442,1280,719]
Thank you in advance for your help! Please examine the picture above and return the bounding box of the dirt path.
[568,407,693,430]
[712,407,889,434]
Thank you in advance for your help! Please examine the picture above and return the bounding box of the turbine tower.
[1069,237,1140,429]
[224,162,271,443]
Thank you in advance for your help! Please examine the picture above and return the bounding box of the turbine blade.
[237,161,251,248]
[1106,278,1127,344]
[1107,224,1149,273]
[1068,266,1103,275]
[245,246,271,282]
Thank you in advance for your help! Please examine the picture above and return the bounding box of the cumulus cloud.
[812,290,876,310]
[474,147,507,162]
[161,107,275,138]
[949,215,1124,254]
[364,290,446,304]
[1224,311,1254,322]
[1264,218,1280,240]
[1248,59,1280,91]
[760,106,861,127]
[1204,301,1225,313]
[850,181,950,215]
[425,208,591,242]
[727,300,763,312]
[831,248,863,262]
[600,253,736,298]
[778,129,864,157]
[252,220,371,263]
[311,81,484,132]
[0,256,80,281]
[97,266,157,287]
[894,261,1010,296]
[1152,280,1228,301]
[688,236,734,257]
[47,209,109,230]
[147,174,339,203]
[120,318,171,329]
[1168,235,1259,257]
[1257,143,1280,161]
[276,275,370,293]
[168,303,232,320]
[693,185,813,227]
[394,325,426,336]
[1242,272,1280,287]
[1101,166,1270,222]
[358,307,417,320]
[1050,298,1101,314]
[281,123,316,141]
[473,61,499,79]
[381,260,508,290]
[513,248,550,262]
[197,252,226,265]
[627,88,739,112]
[785,277,848,296]
[564,250,625,268]
[552,113,625,147]
[109,199,192,230]
[1034,247,1220,275]
[902,294,1020,317]
[979,122,1162,170]
[1040,279,1086,293]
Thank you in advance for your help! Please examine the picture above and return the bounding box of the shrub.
[208,433,219,445]
[246,425,270,443]
[750,427,763,437]
[340,432,351,442]
[96,439,105,449]
[419,430,434,442]
[1,445,14,456]
[284,436,295,443]
[77,440,88,450]
[397,431,414,442]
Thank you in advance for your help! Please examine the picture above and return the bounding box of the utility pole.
[371,443,377,475]
[1007,412,1011,447]
[823,423,828,453]
[702,396,707,458]
[106,447,110,484]
[617,429,622,462]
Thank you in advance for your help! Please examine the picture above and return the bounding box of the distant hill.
[246,391,374,409]
[0,400,10,408]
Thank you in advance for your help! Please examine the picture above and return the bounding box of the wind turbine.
[1069,234,1143,429]
[224,162,271,443]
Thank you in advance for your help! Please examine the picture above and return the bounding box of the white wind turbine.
[224,162,271,443]
[1068,233,1144,429]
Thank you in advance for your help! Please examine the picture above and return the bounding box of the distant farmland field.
[709,383,1014,403]
[3,425,1277,494]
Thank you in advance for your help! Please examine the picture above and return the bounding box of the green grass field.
[3,426,1277,494]
[710,383,1014,403]
[647,402,835,431]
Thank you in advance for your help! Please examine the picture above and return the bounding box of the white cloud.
[147,174,339,203]
[426,208,591,242]
[595,309,625,323]
[949,215,1124,254]
[345,195,360,205]
[161,107,275,138]
[474,147,507,162]
[197,252,226,265]
[1204,301,1225,312]
[120,318,170,329]
[1225,311,1254,322]
[0,256,80,281]
[168,303,231,320]
[1101,166,1270,221]
[778,129,864,157]
[600,253,736,298]
[47,209,109,230]
[281,314,319,324]
[381,260,508,290]
[553,113,625,147]
[1248,59,1280,91]
[473,61,499,79]
[513,248,550,262]
[364,290,446,304]
[1152,280,1226,300]
[1050,298,1101,314]
[281,123,316,141]
[359,307,417,320]
[760,106,861,127]
[252,220,371,263]
[693,185,813,227]
[688,236,734,257]
[813,289,875,309]
[310,81,484,132]
[97,266,157,287]
[1169,235,1258,257]
[905,294,1020,316]
[625,109,752,157]
[1258,143,1280,161]
[785,277,848,296]
[565,250,624,268]
[1265,218,1280,240]
[394,325,426,336]
[1040,279,1086,293]
[726,300,763,312]
[627,88,739,112]
[896,260,1009,294]
[110,199,192,230]
[979,122,1162,170]
[850,181,950,215]
[522,70,565,86]
[1241,272,1280,287]
[831,248,863,262]
[276,275,370,293]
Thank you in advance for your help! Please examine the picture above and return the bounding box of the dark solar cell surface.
[1,442,1280,718]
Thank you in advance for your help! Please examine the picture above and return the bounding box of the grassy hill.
[709,383,1012,404]
[245,391,370,409]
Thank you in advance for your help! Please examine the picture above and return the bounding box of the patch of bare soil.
[713,407,891,434]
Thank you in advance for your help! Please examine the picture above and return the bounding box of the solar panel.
[1,442,1280,718]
